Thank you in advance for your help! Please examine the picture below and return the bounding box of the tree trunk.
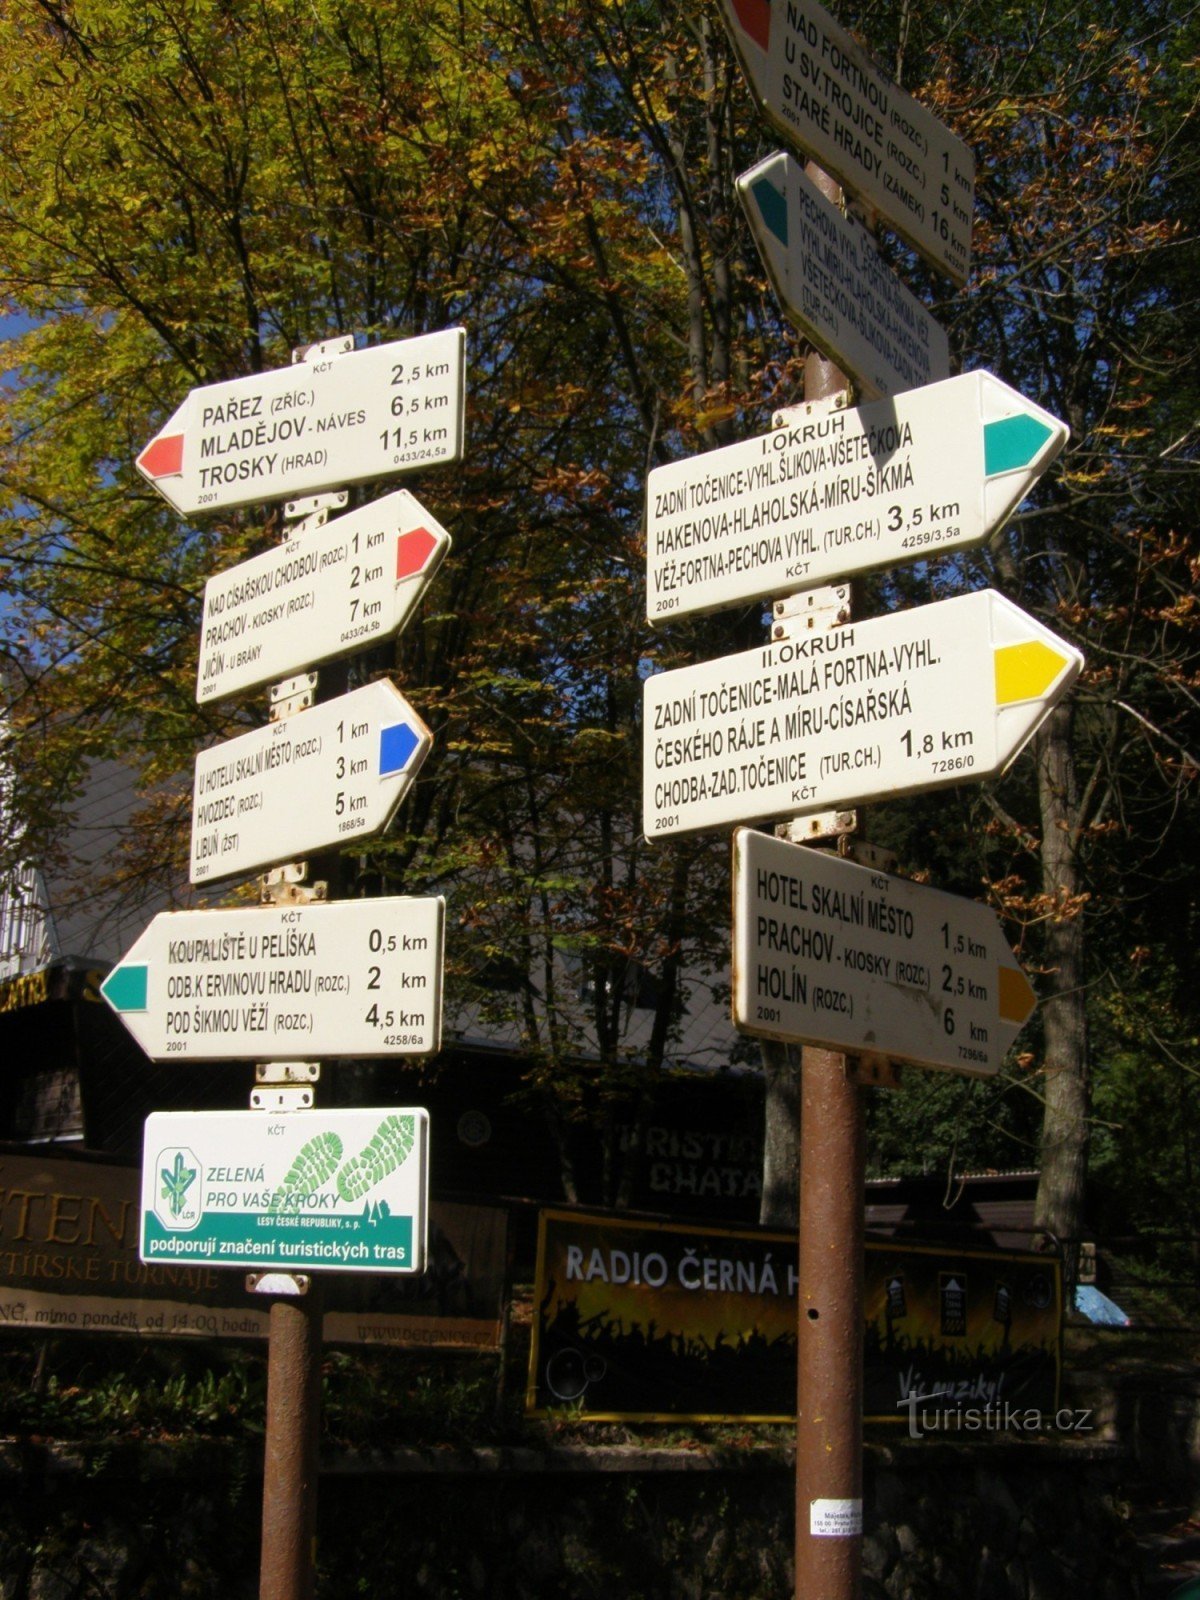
[1032,701,1089,1300]
[759,1039,799,1227]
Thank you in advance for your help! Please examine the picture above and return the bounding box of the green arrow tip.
[101,964,148,1013]
[750,178,788,247]
[984,413,1055,476]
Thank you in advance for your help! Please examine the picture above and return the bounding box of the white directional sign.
[191,679,431,883]
[732,829,1037,1076]
[101,896,445,1060]
[643,589,1082,838]
[137,327,465,516]
[718,0,974,283]
[141,1108,429,1274]
[197,489,451,703]
[646,370,1067,625]
[737,153,950,401]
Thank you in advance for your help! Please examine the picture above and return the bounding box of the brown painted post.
[792,162,866,1600]
[260,1281,324,1600]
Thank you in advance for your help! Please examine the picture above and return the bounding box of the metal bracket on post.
[292,333,354,365]
[256,1062,320,1086]
[269,671,318,721]
[282,489,349,540]
[260,863,328,907]
[848,1054,902,1089]
[251,1084,316,1111]
[246,1273,312,1297]
[772,387,853,432]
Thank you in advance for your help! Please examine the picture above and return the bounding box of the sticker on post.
[810,1499,863,1538]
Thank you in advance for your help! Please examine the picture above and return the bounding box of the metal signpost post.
[122,326,465,1600]
[645,369,1068,624]
[643,588,1083,837]
[736,152,950,399]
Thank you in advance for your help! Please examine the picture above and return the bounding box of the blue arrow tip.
[379,721,421,777]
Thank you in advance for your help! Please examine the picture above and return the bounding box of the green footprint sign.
[140,1110,429,1275]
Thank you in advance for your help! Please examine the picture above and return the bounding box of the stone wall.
[0,1437,1151,1599]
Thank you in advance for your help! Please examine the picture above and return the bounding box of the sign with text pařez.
[717,0,975,283]
[190,678,430,883]
[137,327,465,516]
[0,1151,506,1351]
[141,1108,429,1275]
[197,489,451,704]
[100,897,444,1061]
[526,1209,1060,1422]
[643,589,1082,838]
[731,829,1036,1076]
[736,152,950,402]
[646,369,1068,625]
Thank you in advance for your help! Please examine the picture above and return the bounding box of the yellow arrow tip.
[998,964,1037,1025]
[994,640,1071,706]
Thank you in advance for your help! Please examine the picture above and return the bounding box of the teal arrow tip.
[750,178,788,248]
[101,963,148,1013]
[984,413,1055,476]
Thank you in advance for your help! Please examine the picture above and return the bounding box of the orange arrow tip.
[998,964,1037,1025]
[138,432,184,479]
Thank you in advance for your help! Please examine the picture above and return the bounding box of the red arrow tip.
[138,432,185,479]
[395,527,438,580]
[732,0,770,50]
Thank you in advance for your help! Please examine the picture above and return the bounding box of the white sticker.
[810,1499,863,1538]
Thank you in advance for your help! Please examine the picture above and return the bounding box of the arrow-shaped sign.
[718,0,975,283]
[736,153,950,401]
[191,679,431,883]
[197,489,450,703]
[137,327,465,517]
[101,897,444,1061]
[644,589,1083,837]
[646,370,1068,625]
[732,828,1036,1076]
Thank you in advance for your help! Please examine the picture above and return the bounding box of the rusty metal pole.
[260,1280,323,1600]
[793,162,865,1600]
